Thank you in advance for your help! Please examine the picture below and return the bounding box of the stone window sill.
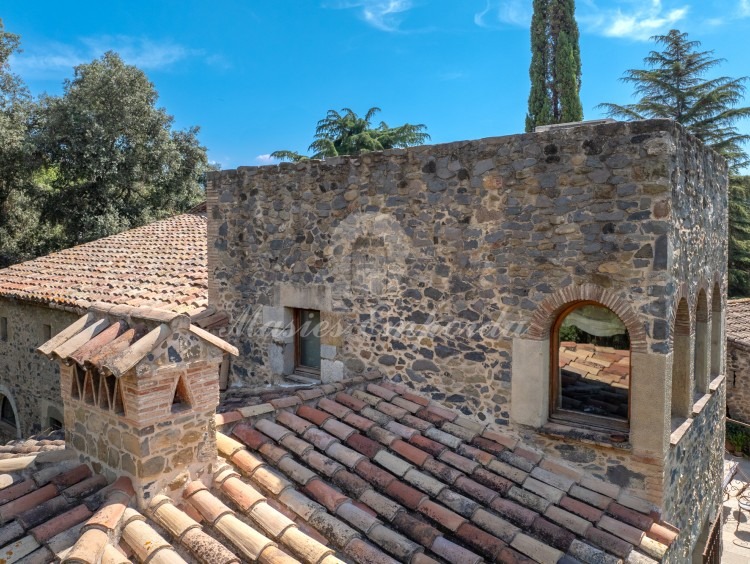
[692,393,712,416]
[709,373,725,392]
[670,418,692,446]
[540,422,631,451]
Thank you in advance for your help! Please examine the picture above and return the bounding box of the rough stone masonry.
[208,119,728,562]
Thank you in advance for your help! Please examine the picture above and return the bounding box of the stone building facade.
[0,299,76,441]
[0,211,211,442]
[726,298,750,423]
[208,119,728,562]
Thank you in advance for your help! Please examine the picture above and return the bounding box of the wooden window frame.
[294,309,321,377]
[549,300,631,433]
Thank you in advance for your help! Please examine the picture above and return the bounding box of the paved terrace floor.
[723,453,750,563]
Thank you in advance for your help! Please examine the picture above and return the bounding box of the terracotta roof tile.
[421,458,463,485]
[317,398,352,419]
[0,212,208,313]
[302,479,349,512]
[724,299,749,345]
[3,373,677,563]
[385,481,428,510]
[179,528,239,564]
[217,376,676,563]
[0,535,40,562]
[390,440,430,467]
[429,535,481,564]
[121,508,185,563]
[64,528,110,563]
[28,503,91,544]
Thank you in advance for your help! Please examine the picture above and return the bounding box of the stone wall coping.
[669,418,693,446]
[208,118,720,178]
[691,393,713,417]
[708,374,725,393]
[670,374,724,447]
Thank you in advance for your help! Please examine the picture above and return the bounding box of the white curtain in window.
[562,305,626,338]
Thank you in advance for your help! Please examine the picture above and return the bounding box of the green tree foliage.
[730,176,750,297]
[34,52,206,246]
[0,19,43,266]
[599,29,750,171]
[272,107,429,162]
[525,0,583,132]
[0,23,209,268]
[600,30,750,295]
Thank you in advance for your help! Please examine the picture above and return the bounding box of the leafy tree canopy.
[33,52,207,246]
[0,22,209,268]
[0,19,41,266]
[272,107,429,162]
[599,29,750,171]
[730,175,750,297]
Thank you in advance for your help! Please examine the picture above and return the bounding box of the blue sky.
[3,0,750,169]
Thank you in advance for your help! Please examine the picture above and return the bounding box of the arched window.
[671,298,692,420]
[0,395,16,428]
[711,284,723,378]
[552,302,630,430]
[694,290,709,395]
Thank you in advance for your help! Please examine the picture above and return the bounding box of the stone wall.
[208,120,727,550]
[208,119,726,410]
[0,298,76,441]
[662,381,725,563]
[727,341,750,422]
[656,125,727,560]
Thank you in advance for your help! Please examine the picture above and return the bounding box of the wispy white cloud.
[475,0,690,41]
[474,0,531,28]
[740,0,750,16]
[325,0,414,32]
[593,0,689,41]
[11,35,220,78]
[255,154,278,165]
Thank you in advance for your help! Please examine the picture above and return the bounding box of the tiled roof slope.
[0,449,346,563]
[0,376,677,563]
[0,430,65,460]
[727,298,750,346]
[0,212,208,314]
[214,376,677,564]
[0,448,129,563]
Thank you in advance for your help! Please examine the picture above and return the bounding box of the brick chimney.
[39,303,237,506]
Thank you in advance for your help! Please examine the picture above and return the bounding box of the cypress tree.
[525,0,583,132]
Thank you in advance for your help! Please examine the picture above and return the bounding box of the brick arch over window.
[525,284,648,353]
